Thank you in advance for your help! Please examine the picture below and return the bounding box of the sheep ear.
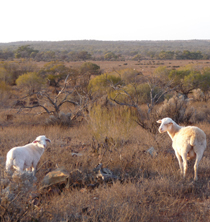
[33,140,39,143]
[157,120,162,124]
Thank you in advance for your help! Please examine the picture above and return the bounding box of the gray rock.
[146,147,158,157]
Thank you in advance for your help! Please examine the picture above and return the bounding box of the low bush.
[88,73,122,96]
[16,72,44,94]
[110,83,164,105]
[157,95,195,124]
[46,112,72,126]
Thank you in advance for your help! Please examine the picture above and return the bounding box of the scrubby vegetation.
[1,40,210,61]
[1,55,210,221]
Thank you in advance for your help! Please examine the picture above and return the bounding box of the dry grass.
[34,60,210,76]
[1,60,210,221]
[1,105,210,221]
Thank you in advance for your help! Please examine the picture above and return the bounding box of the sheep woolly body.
[157,117,206,181]
[6,135,51,175]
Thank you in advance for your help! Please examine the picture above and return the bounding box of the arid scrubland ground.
[1,60,210,221]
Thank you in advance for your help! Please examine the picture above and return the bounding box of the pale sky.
[1,0,210,43]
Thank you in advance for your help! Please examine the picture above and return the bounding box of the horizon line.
[1,39,210,44]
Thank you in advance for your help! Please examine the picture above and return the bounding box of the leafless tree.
[17,74,90,122]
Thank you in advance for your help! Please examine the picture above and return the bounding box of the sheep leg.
[13,159,24,172]
[175,152,183,175]
[26,167,32,171]
[194,151,203,181]
[31,164,37,176]
[182,155,188,179]
[13,165,23,172]
[5,158,13,171]
[32,169,36,177]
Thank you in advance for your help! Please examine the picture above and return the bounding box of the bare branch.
[54,74,70,104]
[58,100,79,109]
[17,104,51,114]
[110,97,136,108]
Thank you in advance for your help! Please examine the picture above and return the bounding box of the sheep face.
[157,117,173,133]
[33,135,51,148]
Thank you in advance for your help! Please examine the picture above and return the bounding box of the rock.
[40,168,69,189]
[71,152,83,157]
[146,147,158,157]
[93,163,118,182]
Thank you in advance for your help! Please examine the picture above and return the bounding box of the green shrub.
[0,60,38,85]
[80,62,100,75]
[38,61,74,87]
[110,83,164,105]
[113,68,140,84]
[0,61,21,85]
[104,52,117,60]
[16,72,44,94]
[153,66,170,81]
[88,73,122,95]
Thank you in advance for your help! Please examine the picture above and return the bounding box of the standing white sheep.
[157,117,206,181]
[6,135,51,175]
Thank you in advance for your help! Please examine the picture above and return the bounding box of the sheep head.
[157,117,173,133]
[33,135,51,148]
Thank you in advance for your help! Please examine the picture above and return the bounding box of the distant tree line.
[0,40,210,61]
[155,50,208,60]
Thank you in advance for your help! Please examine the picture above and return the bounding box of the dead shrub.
[192,88,205,101]
[46,112,72,126]
[190,105,210,123]
[157,95,195,124]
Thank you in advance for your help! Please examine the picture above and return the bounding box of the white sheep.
[6,135,51,176]
[157,117,206,181]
